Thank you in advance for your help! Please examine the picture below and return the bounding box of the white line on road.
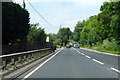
[110,68,120,73]
[92,59,104,65]
[72,48,85,56]
[85,55,91,59]
[81,53,85,55]
[70,48,120,74]
[22,48,64,80]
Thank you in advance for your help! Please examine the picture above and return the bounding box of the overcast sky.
[14,0,109,34]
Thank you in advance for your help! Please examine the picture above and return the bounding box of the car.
[70,43,74,47]
[66,44,71,48]
[74,44,80,48]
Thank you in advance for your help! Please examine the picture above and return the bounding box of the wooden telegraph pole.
[23,0,26,8]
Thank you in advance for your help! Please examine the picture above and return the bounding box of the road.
[18,48,119,79]
[77,48,119,70]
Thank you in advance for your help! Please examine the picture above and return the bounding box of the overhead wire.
[26,0,57,29]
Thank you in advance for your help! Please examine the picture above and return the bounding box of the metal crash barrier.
[0,48,51,70]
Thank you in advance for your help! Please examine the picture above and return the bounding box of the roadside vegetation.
[47,27,73,48]
[73,1,120,55]
[3,2,120,54]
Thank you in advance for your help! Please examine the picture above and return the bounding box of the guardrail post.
[24,56,26,62]
[37,53,39,57]
[11,58,16,69]
[2,61,6,70]
[27,55,30,61]
[31,54,34,59]
[18,57,22,64]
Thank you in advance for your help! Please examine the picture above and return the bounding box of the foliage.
[102,38,120,52]
[27,23,46,42]
[79,15,101,46]
[98,1,120,44]
[46,33,58,42]
[2,2,30,44]
[58,27,72,45]
[54,39,60,45]
[73,20,85,42]
[73,1,120,53]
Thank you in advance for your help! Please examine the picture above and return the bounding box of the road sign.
[46,37,49,42]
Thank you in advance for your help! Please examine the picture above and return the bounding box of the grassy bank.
[82,45,120,55]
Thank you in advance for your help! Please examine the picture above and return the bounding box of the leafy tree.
[110,14,120,44]
[2,2,30,44]
[46,33,57,42]
[78,15,100,46]
[27,23,46,42]
[73,20,85,42]
[98,1,120,44]
[74,1,120,48]
[58,28,72,45]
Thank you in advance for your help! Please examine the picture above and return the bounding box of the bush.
[54,39,60,45]
[102,39,120,52]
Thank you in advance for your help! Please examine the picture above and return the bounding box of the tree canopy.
[27,23,46,42]
[73,1,120,46]
[58,27,72,45]
[46,33,58,42]
[2,2,30,44]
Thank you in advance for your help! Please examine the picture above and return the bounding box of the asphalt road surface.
[77,48,119,70]
[19,48,119,79]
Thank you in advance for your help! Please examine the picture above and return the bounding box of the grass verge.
[82,45,120,55]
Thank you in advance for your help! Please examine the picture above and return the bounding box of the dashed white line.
[85,55,91,59]
[22,48,64,80]
[81,53,85,55]
[110,68,120,73]
[92,59,104,65]
[72,48,85,56]
[72,48,120,74]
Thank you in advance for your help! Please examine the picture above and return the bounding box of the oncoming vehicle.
[74,44,80,48]
[66,44,71,48]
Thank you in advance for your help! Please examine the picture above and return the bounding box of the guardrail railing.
[0,48,51,70]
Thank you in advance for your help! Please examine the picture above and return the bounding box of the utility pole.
[90,22,91,32]
[23,0,26,8]
[59,25,62,47]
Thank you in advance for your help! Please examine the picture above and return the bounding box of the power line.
[26,0,56,29]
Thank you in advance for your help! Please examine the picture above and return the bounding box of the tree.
[27,23,46,42]
[98,1,120,43]
[110,14,120,44]
[73,20,85,42]
[58,28,72,45]
[2,2,30,44]
[46,33,57,42]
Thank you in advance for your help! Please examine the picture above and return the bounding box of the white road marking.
[81,53,85,55]
[72,48,85,56]
[92,59,104,65]
[110,68,120,73]
[22,48,64,80]
[85,55,91,59]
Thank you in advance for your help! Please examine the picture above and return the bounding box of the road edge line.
[22,48,64,79]
[110,68,120,73]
